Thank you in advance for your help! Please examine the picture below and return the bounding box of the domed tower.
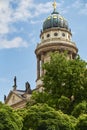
[35,1,78,88]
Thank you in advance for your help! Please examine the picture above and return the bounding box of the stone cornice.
[35,42,78,55]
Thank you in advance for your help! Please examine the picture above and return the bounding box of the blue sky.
[0,0,87,102]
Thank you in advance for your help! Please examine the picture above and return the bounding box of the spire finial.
[53,0,57,11]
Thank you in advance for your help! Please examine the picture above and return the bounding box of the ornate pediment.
[5,91,24,106]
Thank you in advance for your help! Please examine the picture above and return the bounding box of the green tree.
[29,91,49,105]
[57,96,70,114]
[75,114,87,130]
[72,101,87,118]
[42,53,87,112]
[0,102,23,130]
[22,104,75,130]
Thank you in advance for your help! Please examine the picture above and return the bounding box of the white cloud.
[72,0,87,15]
[0,37,28,49]
[0,0,34,34]
[30,20,41,24]
[33,2,52,16]
[0,0,52,24]
[0,0,51,48]
[0,0,12,34]
[13,0,34,21]
[12,1,53,21]
[0,0,69,49]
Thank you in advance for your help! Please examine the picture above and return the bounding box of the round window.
[54,32,58,36]
[47,34,50,38]
[62,33,65,37]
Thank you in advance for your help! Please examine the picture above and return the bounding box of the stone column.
[37,56,40,79]
[41,53,44,76]
[69,51,72,59]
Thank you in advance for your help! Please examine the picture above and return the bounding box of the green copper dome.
[43,10,70,31]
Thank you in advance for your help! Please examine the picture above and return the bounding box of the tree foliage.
[0,102,23,130]
[72,101,87,118]
[42,53,87,112]
[75,114,87,130]
[22,104,75,130]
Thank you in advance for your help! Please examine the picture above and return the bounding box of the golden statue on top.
[53,0,57,10]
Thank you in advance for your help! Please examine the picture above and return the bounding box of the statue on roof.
[4,95,6,102]
[13,76,17,90]
[25,82,32,94]
[14,76,17,86]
